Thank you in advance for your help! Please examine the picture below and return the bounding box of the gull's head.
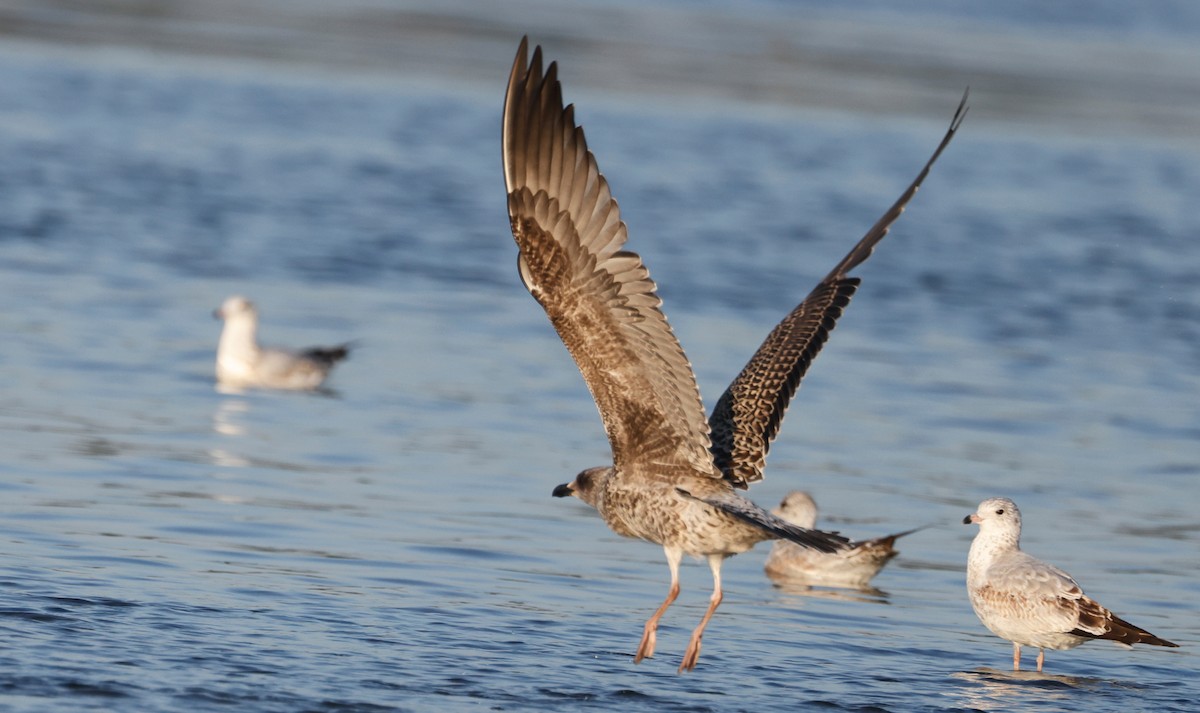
[773,490,818,529]
[552,466,610,509]
[964,497,1021,534]
[214,295,257,322]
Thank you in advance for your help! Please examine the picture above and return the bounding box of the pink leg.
[679,554,725,673]
[635,547,682,663]
[1012,642,1021,671]
[1036,648,1045,672]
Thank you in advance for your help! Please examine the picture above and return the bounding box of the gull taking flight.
[214,295,350,391]
[503,36,965,671]
[964,497,1177,672]
[765,491,921,589]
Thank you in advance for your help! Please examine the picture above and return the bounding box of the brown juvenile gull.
[764,491,922,589]
[502,36,965,671]
[964,497,1178,672]
[214,295,350,391]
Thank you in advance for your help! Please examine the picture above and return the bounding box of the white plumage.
[964,497,1176,672]
[214,295,350,391]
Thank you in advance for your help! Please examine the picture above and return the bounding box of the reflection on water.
[212,397,249,438]
[951,667,1098,710]
[207,448,250,469]
[769,578,892,605]
[211,397,251,469]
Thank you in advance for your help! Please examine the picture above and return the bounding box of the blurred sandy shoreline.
[0,0,1198,141]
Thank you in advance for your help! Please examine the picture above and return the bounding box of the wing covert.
[710,91,969,487]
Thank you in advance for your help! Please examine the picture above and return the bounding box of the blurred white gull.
[213,295,350,391]
[964,497,1177,672]
[764,491,920,589]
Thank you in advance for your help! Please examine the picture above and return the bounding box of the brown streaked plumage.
[965,497,1178,672]
[764,491,922,590]
[503,36,964,671]
[708,93,964,488]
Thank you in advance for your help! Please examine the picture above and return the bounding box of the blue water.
[1,3,1198,711]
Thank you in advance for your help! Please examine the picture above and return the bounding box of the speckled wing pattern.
[709,92,969,488]
[503,38,713,475]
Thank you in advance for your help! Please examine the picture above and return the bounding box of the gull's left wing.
[710,92,969,488]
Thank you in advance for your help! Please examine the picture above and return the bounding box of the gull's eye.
[995,508,1005,515]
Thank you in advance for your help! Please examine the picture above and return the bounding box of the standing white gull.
[503,36,965,671]
[765,491,921,589]
[964,497,1177,672]
[214,295,350,391]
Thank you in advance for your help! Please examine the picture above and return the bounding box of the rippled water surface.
[1,3,1198,711]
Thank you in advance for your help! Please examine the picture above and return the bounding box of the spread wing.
[709,91,969,487]
[503,38,713,474]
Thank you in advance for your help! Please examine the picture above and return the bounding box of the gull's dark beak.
[552,483,574,498]
[962,515,972,525]
[213,308,224,320]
